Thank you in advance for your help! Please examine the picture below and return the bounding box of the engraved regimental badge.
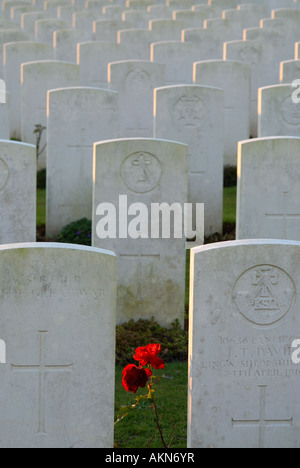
[232,265,296,326]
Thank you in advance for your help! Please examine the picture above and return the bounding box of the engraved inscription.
[232,385,292,448]
[0,158,10,191]
[265,191,300,239]
[0,274,105,301]
[280,96,300,125]
[120,152,162,194]
[125,69,150,95]
[174,95,204,130]
[11,331,73,435]
[232,265,296,326]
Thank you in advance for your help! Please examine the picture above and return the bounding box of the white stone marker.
[3,41,53,140]
[0,243,116,448]
[258,84,300,138]
[280,60,300,84]
[108,60,165,138]
[0,29,29,75]
[194,59,251,166]
[77,41,129,88]
[35,19,70,44]
[46,87,119,238]
[151,41,199,85]
[188,239,300,448]
[149,19,186,42]
[236,137,300,241]
[54,29,87,62]
[154,85,224,236]
[0,93,10,139]
[224,39,274,137]
[92,138,188,327]
[0,140,36,244]
[21,60,79,170]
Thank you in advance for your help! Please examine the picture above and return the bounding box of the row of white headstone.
[0,238,299,448]
[0,132,300,326]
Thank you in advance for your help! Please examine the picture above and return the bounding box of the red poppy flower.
[122,364,152,393]
[133,343,165,370]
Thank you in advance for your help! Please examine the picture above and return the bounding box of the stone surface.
[92,138,188,327]
[194,59,250,166]
[0,140,36,243]
[21,60,79,170]
[108,60,165,138]
[188,239,300,448]
[0,243,116,448]
[236,137,300,241]
[46,86,119,238]
[154,85,224,236]
[258,84,300,138]
[3,41,53,140]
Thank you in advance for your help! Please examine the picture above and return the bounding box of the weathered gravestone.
[236,137,300,241]
[154,85,224,236]
[77,41,129,88]
[151,41,199,85]
[194,59,251,166]
[92,138,188,327]
[0,243,116,448]
[188,239,300,448]
[0,140,36,243]
[3,41,53,140]
[35,19,70,44]
[0,29,29,75]
[108,60,165,138]
[20,60,79,170]
[224,39,274,137]
[258,84,300,138]
[0,91,10,139]
[280,60,300,84]
[46,86,119,238]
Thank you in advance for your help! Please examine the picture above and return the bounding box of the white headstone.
[204,17,243,41]
[117,29,154,61]
[224,39,274,137]
[54,29,87,62]
[92,138,189,327]
[108,60,165,137]
[21,60,79,170]
[151,41,199,85]
[236,137,300,241]
[182,27,227,61]
[0,243,116,448]
[93,19,130,42]
[21,11,49,40]
[188,239,300,448]
[77,41,129,88]
[46,86,119,238]
[194,59,251,166]
[149,19,186,41]
[258,84,300,138]
[280,60,300,84]
[0,29,29,75]
[72,11,100,39]
[0,92,10,139]
[3,41,53,140]
[154,85,224,236]
[0,140,36,243]
[35,18,69,43]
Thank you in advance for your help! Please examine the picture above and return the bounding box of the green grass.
[114,362,188,448]
[36,189,46,228]
[223,186,237,225]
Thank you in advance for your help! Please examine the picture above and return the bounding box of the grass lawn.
[114,362,188,448]
[36,188,46,228]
